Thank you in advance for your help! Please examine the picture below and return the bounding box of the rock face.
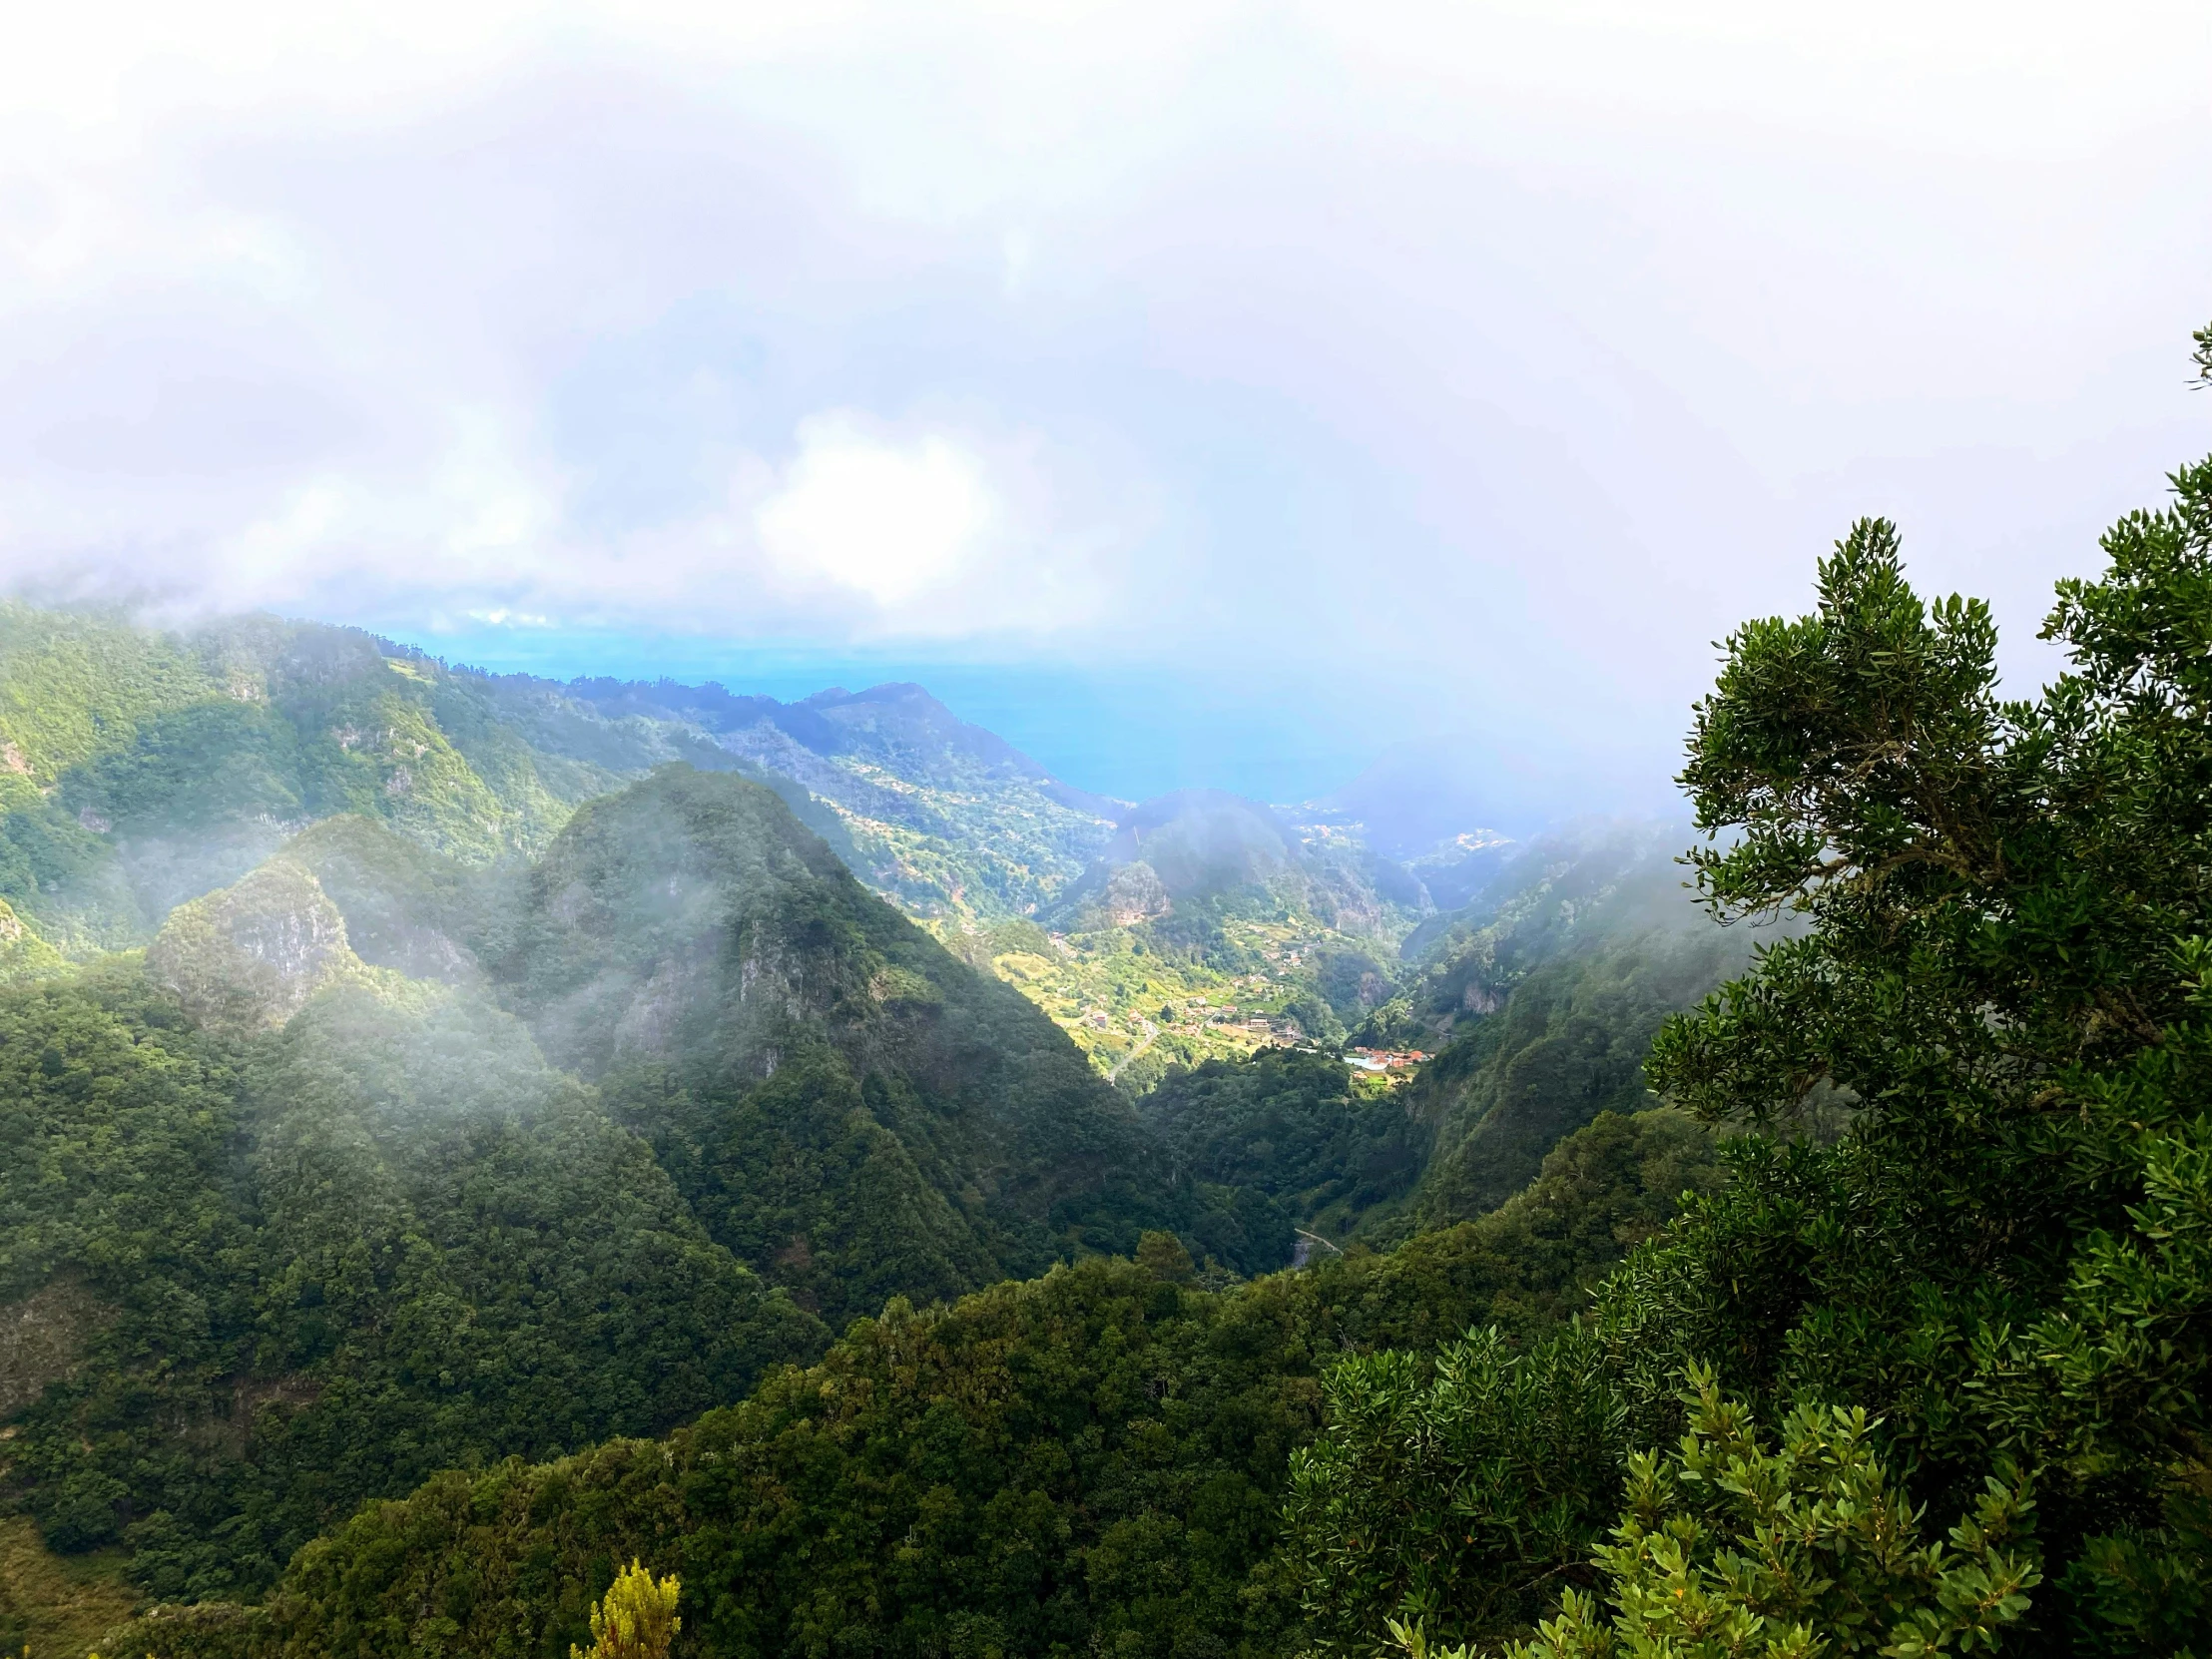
[1101,860,1171,925]
[146,859,362,1032]
[280,814,483,984]
[0,1276,110,1419]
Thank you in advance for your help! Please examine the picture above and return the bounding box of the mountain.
[0,604,826,958]
[21,382,2212,1659]
[550,677,1123,922]
[0,600,1128,965]
[1051,789,1426,931]
[483,766,1180,1321]
[1347,824,1749,1232]
[0,595,1747,1641]
[1065,790,1303,905]
[1095,826,1745,1246]
[0,955,826,1603]
[0,600,1544,1101]
[0,757,1205,1604]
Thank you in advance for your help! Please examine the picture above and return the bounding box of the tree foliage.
[1617,457,2212,1642]
[1139,1048,1433,1259]
[0,969,821,1602]
[81,1104,1708,1659]
[573,1563,680,1659]
[1289,341,2212,1655]
[1285,1330,1626,1651]
[1500,1369,2039,1659]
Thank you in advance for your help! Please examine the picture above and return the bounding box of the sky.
[2,2,2209,807]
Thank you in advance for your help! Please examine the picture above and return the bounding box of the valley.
[945,910,1396,1087]
[0,600,1733,1631]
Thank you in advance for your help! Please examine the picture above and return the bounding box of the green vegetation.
[572,1562,681,1659]
[142,860,370,1033]
[0,965,821,1605]
[489,767,1182,1326]
[1390,923,1739,1233]
[96,1105,1716,1659]
[950,912,1365,1090]
[0,1514,138,1659]
[927,784,1480,1087]
[0,896,64,982]
[20,336,2212,1659]
[0,611,567,952]
[0,609,1768,1657]
[1138,1049,1431,1254]
[0,609,866,962]
[0,764,1322,1615]
[575,680,1120,925]
[1498,1372,2039,1659]
[1282,371,2212,1655]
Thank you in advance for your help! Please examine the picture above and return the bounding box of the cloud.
[0,0,2207,801]
[756,416,1000,605]
[58,394,1123,648]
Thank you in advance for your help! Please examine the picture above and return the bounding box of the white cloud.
[756,416,999,605]
[0,0,2205,777]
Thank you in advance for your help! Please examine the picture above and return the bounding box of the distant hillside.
[1048,788,1429,939]
[1050,790,1300,921]
[0,604,839,958]
[547,676,1124,922]
[958,787,1524,1083]
[1352,824,1753,1233]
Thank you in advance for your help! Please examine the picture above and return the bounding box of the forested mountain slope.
[1347,826,1752,1232]
[1091,823,1750,1257]
[0,964,824,1604]
[100,1107,1723,1659]
[1138,1048,1431,1255]
[0,765,1193,1608]
[0,606,834,960]
[0,597,1759,1655]
[486,767,1182,1322]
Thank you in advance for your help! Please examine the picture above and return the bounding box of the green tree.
[572,1561,680,1659]
[1297,327,2212,1657]
[1283,1329,1626,1652]
[1592,341,2212,1648]
[1497,1368,2038,1659]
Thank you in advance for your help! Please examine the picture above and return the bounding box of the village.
[1345,1045,1430,1073]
